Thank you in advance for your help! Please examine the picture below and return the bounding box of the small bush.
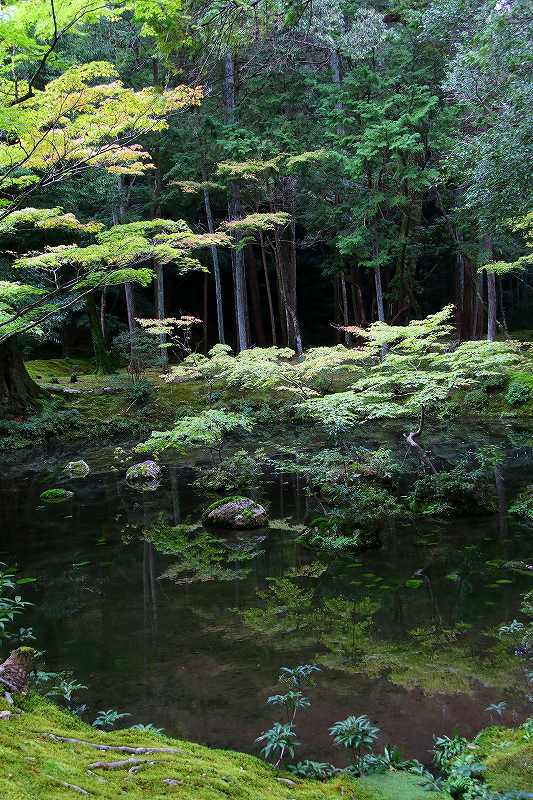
[506,381,531,406]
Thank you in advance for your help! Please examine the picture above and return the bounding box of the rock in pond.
[40,488,74,503]
[126,460,161,491]
[203,496,268,529]
[64,459,90,478]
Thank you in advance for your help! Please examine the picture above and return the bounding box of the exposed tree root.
[60,782,90,795]
[41,733,182,754]
[87,758,156,771]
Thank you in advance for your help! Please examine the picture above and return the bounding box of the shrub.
[506,381,531,406]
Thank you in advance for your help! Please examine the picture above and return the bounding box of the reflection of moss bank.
[237,579,526,695]
[0,693,448,799]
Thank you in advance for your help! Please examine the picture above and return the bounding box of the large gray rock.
[64,459,90,478]
[126,460,161,491]
[203,497,268,529]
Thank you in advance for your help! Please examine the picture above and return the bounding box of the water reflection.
[0,434,531,762]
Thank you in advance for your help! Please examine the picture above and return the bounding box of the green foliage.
[330,715,380,758]
[408,467,495,518]
[0,564,31,646]
[137,408,254,459]
[509,489,533,522]
[433,734,469,770]
[287,760,337,780]
[255,722,298,764]
[92,709,131,729]
[506,382,531,407]
[193,448,266,492]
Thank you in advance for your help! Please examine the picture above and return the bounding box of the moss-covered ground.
[0,694,448,800]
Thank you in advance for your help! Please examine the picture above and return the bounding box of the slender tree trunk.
[223,51,248,351]
[340,270,350,345]
[86,293,114,374]
[124,283,136,335]
[374,267,385,322]
[259,232,277,345]
[0,338,44,416]
[202,273,208,353]
[115,175,136,346]
[203,182,225,343]
[246,245,266,346]
[100,288,107,342]
[350,266,366,327]
[155,263,167,365]
[484,234,497,342]
[473,269,485,339]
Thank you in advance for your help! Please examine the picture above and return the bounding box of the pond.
[0,423,532,765]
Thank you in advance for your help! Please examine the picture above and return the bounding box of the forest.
[0,1,532,799]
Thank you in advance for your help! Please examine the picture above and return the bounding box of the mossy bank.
[1,693,531,799]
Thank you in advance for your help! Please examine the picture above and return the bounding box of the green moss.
[39,488,72,502]
[356,772,449,799]
[204,495,249,514]
[470,725,533,792]
[0,693,452,800]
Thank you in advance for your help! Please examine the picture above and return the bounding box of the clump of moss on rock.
[39,488,74,503]
[203,496,268,529]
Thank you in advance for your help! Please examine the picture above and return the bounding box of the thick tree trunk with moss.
[0,647,35,693]
[0,338,45,416]
[85,293,114,375]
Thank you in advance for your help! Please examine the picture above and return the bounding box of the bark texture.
[0,339,44,416]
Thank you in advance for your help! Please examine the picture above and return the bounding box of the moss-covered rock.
[64,459,90,478]
[125,460,161,491]
[203,496,268,529]
[39,488,74,503]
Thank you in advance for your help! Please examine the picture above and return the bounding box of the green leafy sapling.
[255,721,298,767]
[432,733,469,770]
[329,714,380,765]
[267,691,310,724]
[129,723,165,735]
[92,709,131,729]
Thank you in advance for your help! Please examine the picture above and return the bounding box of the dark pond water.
[1,424,532,765]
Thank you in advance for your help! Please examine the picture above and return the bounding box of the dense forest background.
[1,0,532,374]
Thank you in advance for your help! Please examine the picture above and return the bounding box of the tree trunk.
[203,182,225,343]
[124,283,136,335]
[487,270,497,342]
[0,339,44,416]
[483,234,497,342]
[100,288,107,342]
[0,647,35,694]
[259,232,277,345]
[155,263,167,365]
[340,270,350,345]
[246,245,266,346]
[374,266,385,322]
[223,52,248,351]
[86,293,114,374]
